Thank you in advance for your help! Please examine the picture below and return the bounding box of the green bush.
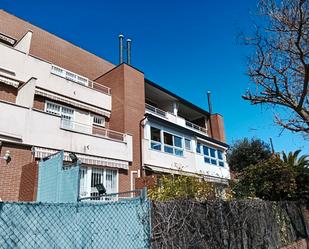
[148,174,215,201]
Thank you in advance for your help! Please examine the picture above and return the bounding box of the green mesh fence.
[0,197,151,249]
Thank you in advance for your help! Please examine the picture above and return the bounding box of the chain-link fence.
[0,196,151,249]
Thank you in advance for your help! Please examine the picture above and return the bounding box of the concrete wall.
[15,78,36,107]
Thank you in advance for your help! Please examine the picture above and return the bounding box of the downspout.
[139,115,148,178]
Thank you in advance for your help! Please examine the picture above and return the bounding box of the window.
[217,150,224,167]
[45,101,74,129]
[45,102,61,115]
[209,148,217,165]
[210,148,216,158]
[92,115,105,127]
[203,145,209,156]
[80,167,118,200]
[196,142,201,153]
[217,150,223,160]
[163,132,183,156]
[105,169,117,194]
[150,127,161,151]
[149,127,184,156]
[198,142,225,167]
[185,139,191,151]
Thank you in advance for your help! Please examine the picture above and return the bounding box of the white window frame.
[79,166,118,201]
[184,138,192,151]
[163,132,183,157]
[198,142,225,167]
[92,114,105,127]
[150,126,162,151]
[149,126,184,157]
[45,101,75,129]
[45,101,75,118]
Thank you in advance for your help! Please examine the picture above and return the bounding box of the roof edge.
[145,78,211,117]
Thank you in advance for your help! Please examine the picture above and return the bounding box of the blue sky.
[2,0,308,153]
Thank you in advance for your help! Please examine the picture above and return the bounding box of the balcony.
[51,65,111,95]
[60,119,125,142]
[145,104,208,135]
[0,44,112,111]
[0,101,133,162]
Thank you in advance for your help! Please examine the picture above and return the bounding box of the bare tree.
[243,0,309,135]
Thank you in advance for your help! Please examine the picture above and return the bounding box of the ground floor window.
[79,166,118,200]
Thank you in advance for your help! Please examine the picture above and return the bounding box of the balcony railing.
[60,119,125,142]
[145,103,167,117]
[51,65,111,95]
[185,120,207,134]
[145,103,208,135]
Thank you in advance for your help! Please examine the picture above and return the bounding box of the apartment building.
[0,10,230,202]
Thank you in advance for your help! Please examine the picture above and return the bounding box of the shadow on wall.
[19,161,38,201]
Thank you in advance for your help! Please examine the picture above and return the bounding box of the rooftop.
[0,9,115,80]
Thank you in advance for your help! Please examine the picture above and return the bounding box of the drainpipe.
[139,115,148,178]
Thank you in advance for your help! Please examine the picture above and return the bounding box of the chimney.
[119,34,124,64]
[126,38,131,65]
[207,91,213,137]
[207,91,213,114]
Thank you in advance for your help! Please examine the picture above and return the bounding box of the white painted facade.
[143,119,230,181]
[145,104,208,136]
[0,42,111,111]
[0,39,133,167]
[0,101,133,162]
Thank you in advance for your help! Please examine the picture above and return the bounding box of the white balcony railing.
[185,120,207,133]
[51,65,111,95]
[145,104,208,135]
[60,119,126,142]
[145,103,167,117]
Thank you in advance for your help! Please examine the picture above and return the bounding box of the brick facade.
[19,161,38,201]
[96,64,145,192]
[33,95,45,110]
[0,83,17,103]
[0,142,33,201]
[208,114,226,142]
[0,10,114,80]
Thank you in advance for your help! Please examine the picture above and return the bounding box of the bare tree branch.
[243,0,309,135]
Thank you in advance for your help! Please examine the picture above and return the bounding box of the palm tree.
[282,150,309,169]
[282,150,309,205]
